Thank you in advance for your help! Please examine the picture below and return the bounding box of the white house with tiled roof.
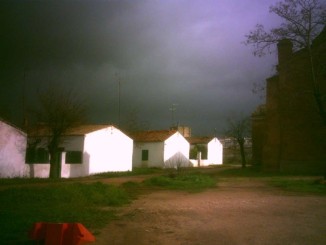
[130,130,191,168]
[187,136,223,166]
[27,125,133,178]
[0,118,28,177]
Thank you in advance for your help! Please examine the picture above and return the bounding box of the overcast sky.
[1,0,281,136]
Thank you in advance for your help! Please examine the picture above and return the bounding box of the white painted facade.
[0,119,28,177]
[132,131,191,168]
[189,137,223,167]
[29,125,133,178]
[207,138,223,165]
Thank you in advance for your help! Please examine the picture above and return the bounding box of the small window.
[142,150,149,161]
[37,148,50,163]
[66,151,83,164]
[25,147,49,164]
[25,147,35,163]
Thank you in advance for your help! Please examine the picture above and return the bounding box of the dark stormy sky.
[1,0,281,136]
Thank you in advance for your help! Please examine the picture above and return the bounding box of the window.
[142,150,149,161]
[66,151,83,164]
[25,147,49,163]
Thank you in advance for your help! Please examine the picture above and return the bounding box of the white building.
[187,137,223,167]
[27,125,133,178]
[0,119,28,177]
[131,130,191,168]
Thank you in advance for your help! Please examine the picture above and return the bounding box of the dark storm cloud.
[1,0,280,135]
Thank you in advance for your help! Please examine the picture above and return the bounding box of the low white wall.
[28,164,50,178]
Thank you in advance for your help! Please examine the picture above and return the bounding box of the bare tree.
[226,116,250,168]
[31,86,87,178]
[245,0,326,123]
[245,0,326,56]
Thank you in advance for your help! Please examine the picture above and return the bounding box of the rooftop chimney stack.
[277,39,293,67]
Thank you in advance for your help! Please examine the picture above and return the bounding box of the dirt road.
[94,178,326,245]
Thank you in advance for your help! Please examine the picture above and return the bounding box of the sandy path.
[94,178,326,245]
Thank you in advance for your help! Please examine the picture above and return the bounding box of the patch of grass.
[0,182,132,244]
[143,173,216,192]
[214,165,291,178]
[93,167,163,178]
[269,178,326,195]
[0,177,67,187]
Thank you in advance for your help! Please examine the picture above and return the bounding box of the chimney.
[277,39,293,67]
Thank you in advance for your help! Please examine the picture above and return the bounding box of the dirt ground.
[93,177,326,245]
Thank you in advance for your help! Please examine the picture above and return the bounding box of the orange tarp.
[29,222,95,245]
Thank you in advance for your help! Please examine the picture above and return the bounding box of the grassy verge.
[214,166,326,195]
[144,173,216,192]
[92,167,163,178]
[0,182,132,244]
[1,165,324,244]
[269,177,326,195]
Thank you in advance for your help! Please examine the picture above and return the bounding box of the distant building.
[252,28,326,173]
[27,125,133,178]
[130,130,191,168]
[187,136,223,166]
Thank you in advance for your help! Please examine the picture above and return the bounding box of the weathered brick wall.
[251,106,266,166]
[279,47,326,173]
[252,29,326,174]
[262,75,282,171]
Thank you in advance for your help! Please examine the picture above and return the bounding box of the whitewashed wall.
[132,142,164,168]
[207,138,223,165]
[0,121,28,177]
[164,132,191,168]
[29,164,50,178]
[84,126,133,174]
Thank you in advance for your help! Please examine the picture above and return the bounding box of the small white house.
[131,130,191,168]
[187,137,223,167]
[27,125,133,178]
[0,119,28,177]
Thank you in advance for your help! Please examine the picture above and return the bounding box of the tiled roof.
[130,130,177,142]
[186,136,214,144]
[65,124,113,136]
[28,124,114,137]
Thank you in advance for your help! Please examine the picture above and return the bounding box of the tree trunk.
[239,142,247,168]
[49,150,61,178]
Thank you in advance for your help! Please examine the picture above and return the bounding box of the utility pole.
[169,103,178,127]
[118,76,121,128]
[22,68,27,130]
[115,73,121,128]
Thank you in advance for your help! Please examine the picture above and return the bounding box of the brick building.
[252,28,326,174]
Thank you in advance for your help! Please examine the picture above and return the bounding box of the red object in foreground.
[29,222,95,245]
